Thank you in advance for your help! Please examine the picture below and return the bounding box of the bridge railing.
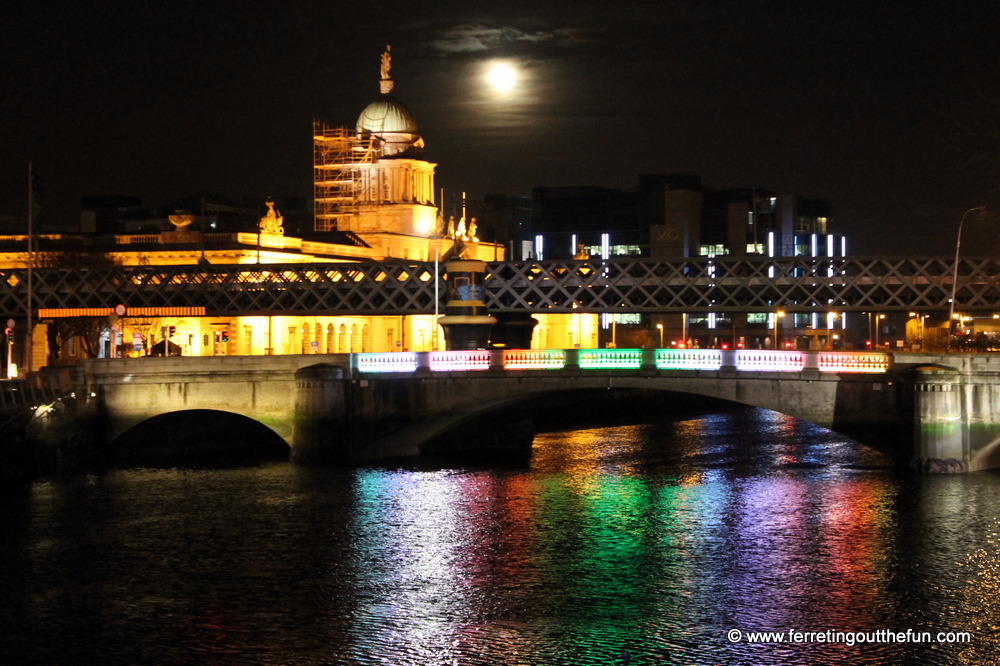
[818,352,890,373]
[579,349,643,369]
[502,349,567,370]
[735,350,806,372]
[656,349,724,370]
[354,349,890,374]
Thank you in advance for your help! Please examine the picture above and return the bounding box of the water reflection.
[3,409,1000,664]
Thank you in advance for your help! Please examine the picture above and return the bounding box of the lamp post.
[826,312,839,350]
[773,311,785,349]
[656,323,663,348]
[909,312,928,350]
[949,206,987,350]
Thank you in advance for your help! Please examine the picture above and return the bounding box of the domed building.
[313,46,498,263]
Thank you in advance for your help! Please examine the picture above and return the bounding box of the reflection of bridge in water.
[71,348,1000,474]
[3,256,1000,314]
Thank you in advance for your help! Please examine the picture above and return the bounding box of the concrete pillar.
[912,368,967,473]
[291,364,349,463]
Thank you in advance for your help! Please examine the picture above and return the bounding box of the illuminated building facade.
[0,48,523,372]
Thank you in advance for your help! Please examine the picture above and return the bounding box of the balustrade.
[354,349,891,374]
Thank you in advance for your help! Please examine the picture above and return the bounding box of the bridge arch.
[348,378,904,465]
[113,409,289,463]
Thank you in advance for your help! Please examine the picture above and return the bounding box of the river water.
[3,407,1000,665]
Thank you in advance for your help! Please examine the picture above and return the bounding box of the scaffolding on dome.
[312,120,380,232]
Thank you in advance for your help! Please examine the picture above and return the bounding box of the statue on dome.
[456,217,467,241]
[468,218,478,243]
[446,216,456,239]
[380,45,391,80]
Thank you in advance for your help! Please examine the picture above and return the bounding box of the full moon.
[487,63,517,92]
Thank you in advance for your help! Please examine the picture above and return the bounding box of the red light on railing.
[721,343,729,350]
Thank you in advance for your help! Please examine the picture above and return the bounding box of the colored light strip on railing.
[429,350,491,371]
[656,349,723,370]
[357,352,417,373]
[818,352,890,373]
[578,349,643,369]
[736,351,805,372]
[503,349,566,370]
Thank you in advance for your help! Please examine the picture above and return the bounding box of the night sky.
[2,1,999,255]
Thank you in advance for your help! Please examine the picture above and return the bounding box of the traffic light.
[168,326,176,337]
[221,330,229,343]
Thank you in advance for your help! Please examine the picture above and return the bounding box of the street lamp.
[773,311,785,349]
[826,312,839,350]
[656,323,664,348]
[949,206,987,350]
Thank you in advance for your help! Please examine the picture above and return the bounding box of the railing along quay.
[2,256,1000,315]
[0,380,63,411]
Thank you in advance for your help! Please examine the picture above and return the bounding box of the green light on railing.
[578,349,643,369]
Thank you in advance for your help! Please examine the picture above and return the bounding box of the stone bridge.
[70,349,1000,473]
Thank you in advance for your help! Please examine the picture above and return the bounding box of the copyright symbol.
[728,629,742,643]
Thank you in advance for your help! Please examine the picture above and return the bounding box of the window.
[700,244,729,257]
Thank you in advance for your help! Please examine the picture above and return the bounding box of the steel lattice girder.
[2,257,1000,316]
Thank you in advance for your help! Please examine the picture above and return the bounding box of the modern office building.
[516,175,850,350]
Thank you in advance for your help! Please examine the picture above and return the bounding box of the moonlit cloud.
[430,25,593,54]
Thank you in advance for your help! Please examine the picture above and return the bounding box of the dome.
[356,95,419,134]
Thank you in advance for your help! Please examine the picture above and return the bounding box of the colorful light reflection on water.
[3,408,1000,664]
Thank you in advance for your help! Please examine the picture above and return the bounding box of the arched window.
[326,324,335,354]
[362,324,372,352]
[338,324,348,353]
[301,324,311,354]
[350,324,360,353]
[314,323,322,353]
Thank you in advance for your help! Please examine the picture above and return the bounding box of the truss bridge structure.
[2,256,1000,316]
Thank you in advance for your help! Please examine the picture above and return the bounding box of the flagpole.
[26,162,33,376]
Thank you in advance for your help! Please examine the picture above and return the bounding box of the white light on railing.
[656,349,723,370]
[357,352,417,372]
[736,350,804,372]
[429,351,490,371]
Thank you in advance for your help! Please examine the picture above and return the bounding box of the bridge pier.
[907,360,1000,473]
[291,364,349,463]
[912,369,967,473]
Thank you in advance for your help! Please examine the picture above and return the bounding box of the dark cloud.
[428,24,596,54]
